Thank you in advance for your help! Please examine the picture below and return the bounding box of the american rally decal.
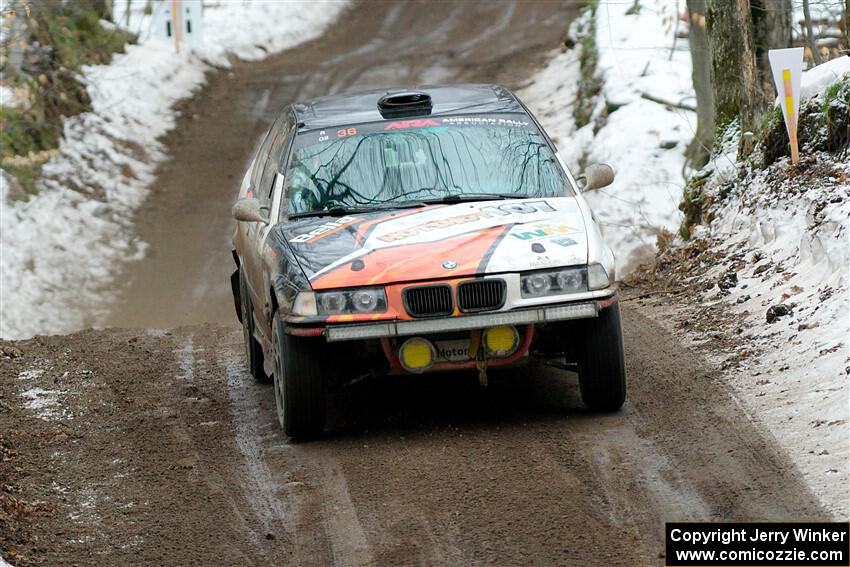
[299,114,533,145]
[281,198,589,289]
[288,216,359,243]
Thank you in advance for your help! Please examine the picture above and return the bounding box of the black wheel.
[239,269,268,382]
[576,303,626,411]
[272,312,326,439]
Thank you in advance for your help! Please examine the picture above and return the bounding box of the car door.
[242,110,295,330]
[234,119,275,261]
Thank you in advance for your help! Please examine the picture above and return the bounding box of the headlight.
[521,267,587,298]
[316,287,387,315]
[587,263,611,290]
[319,292,347,314]
[525,273,551,295]
[351,289,380,312]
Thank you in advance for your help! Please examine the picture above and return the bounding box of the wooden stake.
[782,68,800,165]
[172,0,182,54]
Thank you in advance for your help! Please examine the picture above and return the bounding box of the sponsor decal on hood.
[281,198,588,289]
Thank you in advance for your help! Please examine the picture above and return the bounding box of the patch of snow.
[20,387,70,420]
[17,368,44,380]
[176,336,195,381]
[0,1,350,339]
[800,55,850,101]
[0,84,17,107]
[1,556,16,567]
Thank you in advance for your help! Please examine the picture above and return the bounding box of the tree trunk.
[5,0,29,80]
[685,0,715,169]
[845,0,849,51]
[706,0,761,158]
[750,0,791,109]
[801,0,823,65]
[87,0,113,21]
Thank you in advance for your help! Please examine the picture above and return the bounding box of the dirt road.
[0,1,832,566]
[1,311,825,566]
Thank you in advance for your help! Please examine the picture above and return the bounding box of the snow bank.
[0,1,350,339]
[704,151,848,518]
[700,157,849,518]
[799,55,850,100]
[676,60,850,518]
[522,0,695,276]
[523,3,848,519]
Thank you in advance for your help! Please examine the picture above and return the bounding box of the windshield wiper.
[288,201,425,220]
[288,193,534,219]
[421,193,532,204]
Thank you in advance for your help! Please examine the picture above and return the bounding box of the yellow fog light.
[398,337,435,373]
[482,326,519,356]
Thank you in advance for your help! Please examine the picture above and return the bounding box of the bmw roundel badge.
[442,260,457,270]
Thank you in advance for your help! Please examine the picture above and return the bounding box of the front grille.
[403,284,453,318]
[457,279,506,313]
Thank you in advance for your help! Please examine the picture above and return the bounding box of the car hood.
[278,197,589,290]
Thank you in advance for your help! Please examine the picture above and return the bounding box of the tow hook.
[475,346,488,387]
[469,330,488,387]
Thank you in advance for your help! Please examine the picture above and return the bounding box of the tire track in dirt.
[318,462,375,567]
[221,348,288,530]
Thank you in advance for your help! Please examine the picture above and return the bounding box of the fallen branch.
[640,92,697,112]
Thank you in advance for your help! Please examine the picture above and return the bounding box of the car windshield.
[284,113,570,215]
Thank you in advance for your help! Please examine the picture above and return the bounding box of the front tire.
[576,303,626,411]
[239,269,268,382]
[272,313,326,439]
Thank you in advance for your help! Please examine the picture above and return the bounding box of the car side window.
[258,115,294,207]
[250,126,274,195]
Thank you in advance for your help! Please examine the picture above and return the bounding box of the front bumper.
[304,294,617,342]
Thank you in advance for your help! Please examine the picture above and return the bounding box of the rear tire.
[576,303,626,411]
[239,269,268,382]
[272,312,326,439]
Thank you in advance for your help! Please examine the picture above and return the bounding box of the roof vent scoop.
[377,91,432,119]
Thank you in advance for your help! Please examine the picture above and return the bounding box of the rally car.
[231,85,624,439]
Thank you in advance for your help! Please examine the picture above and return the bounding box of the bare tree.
[706,0,761,157]
[685,0,715,168]
[5,0,29,80]
[801,0,823,64]
[751,0,792,108]
[845,0,849,50]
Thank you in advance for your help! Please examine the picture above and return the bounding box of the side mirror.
[578,163,615,192]
[232,198,270,224]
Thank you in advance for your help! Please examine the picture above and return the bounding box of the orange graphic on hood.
[311,226,509,289]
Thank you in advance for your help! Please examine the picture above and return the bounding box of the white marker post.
[153,0,204,54]
[768,47,804,165]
